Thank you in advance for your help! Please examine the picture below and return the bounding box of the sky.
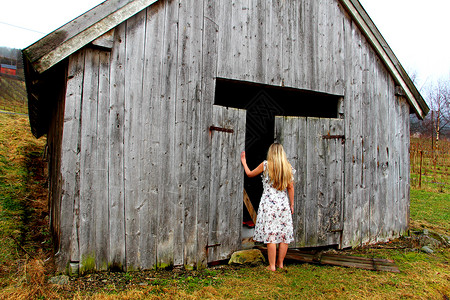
[1,0,449,90]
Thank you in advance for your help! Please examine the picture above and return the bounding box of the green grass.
[410,189,450,236]
[0,113,47,264]
[0,76,27,114]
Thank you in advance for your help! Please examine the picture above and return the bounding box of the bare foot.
[266,266,276,271]
[276,264,284,269]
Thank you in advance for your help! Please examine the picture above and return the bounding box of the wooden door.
[207,105,246,262]
[275,116,345,248]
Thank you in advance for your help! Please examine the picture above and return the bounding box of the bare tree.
[426,78,450,142]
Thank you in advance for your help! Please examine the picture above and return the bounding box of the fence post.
[418,150,423,189]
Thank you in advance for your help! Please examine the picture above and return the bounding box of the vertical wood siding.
[54,0,412,271]
[208,106,246,262]
[275,117,344,248]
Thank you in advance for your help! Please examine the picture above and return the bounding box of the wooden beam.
[24,0,159,74]
[91,29,116,50]
[257,247,400,273]
[243,189,257,225]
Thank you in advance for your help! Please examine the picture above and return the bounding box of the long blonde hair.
[265,143,293,191]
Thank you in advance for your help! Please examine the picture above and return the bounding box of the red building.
[0,64,17,76]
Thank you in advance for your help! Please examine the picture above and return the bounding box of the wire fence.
[410,138,450,192]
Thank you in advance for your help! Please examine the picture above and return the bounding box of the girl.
[241,143,295,271]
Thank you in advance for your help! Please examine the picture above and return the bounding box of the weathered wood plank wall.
[46,62,69,264]
[208,106,246,262]
[275,117,344,248]
[52,0,412,271]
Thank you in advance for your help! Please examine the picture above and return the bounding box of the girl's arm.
[287,181,294,214]
[241,151,264,177]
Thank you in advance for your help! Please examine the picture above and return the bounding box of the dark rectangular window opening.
[214,78,343,224]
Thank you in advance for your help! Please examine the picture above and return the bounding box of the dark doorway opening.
[214,78,342,223]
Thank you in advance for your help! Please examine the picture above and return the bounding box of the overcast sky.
[1,0,449,89]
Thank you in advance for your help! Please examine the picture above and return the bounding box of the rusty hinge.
[209,126,234,134]
[322,133,345,144]
[205,243,221,249]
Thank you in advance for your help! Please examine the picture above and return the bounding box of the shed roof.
[22,0,429,120]
[0,64,17,70]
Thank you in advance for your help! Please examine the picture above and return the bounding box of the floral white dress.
[253,160,295,244]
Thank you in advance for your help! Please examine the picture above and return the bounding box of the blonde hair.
[265,143,293,191]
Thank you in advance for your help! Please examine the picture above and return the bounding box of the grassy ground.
[0,114,448,299]
[0,76,27,114]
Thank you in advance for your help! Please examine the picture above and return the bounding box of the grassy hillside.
[0,75,27,114]
[0,113,50,297]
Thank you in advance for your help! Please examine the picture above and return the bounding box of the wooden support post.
[419,150,423,188]
[243,189,257,225]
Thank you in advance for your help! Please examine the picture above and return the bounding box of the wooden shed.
[23,0,429,273]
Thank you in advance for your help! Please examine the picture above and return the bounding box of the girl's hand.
[240,151,246,164]
[290,205,294,214]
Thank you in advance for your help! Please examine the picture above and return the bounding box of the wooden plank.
[317,118,330,246]
[342,19,355,247]
[348,23,364,247]
[316,0,326,92]
[216,0,232,78]
[173,0,190,267]
[385,79,395,238]
[58,50,85,269]
[25,0,134,62]
[157,0,179,268]
[377,67,390,242]
[368,47,379,244]
[305,117,319,246]
[360,38,371,245]
[295,117,308,247]
[302,0,315,90]
[392,82,401,238]
[247,0,266,83]
[216,107,230,261]
[95,51,111,270]
[47,65,66,263]
[265,0,283,85]
[231,0,249,81]
[296,0,307,88]
[336,2,346,96]
[281,0,296,87]
[353,28,364,247]
[401,97,411,232]
[230,108,246,257]
[208,106,245,262]
[208,105,224,262]
[79,49,100,273]
[310,1,319,91]
[27,0,160,74]
[303,116,344,248]
[197,1,220,267]
[123,9,147,270]
[140,1,166,270]
[327,118,345,247]
[173,0,205,268]
[257,247,400,273]
[91,29,116,50]
[243,190,257,225]
[108,22,126,270]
